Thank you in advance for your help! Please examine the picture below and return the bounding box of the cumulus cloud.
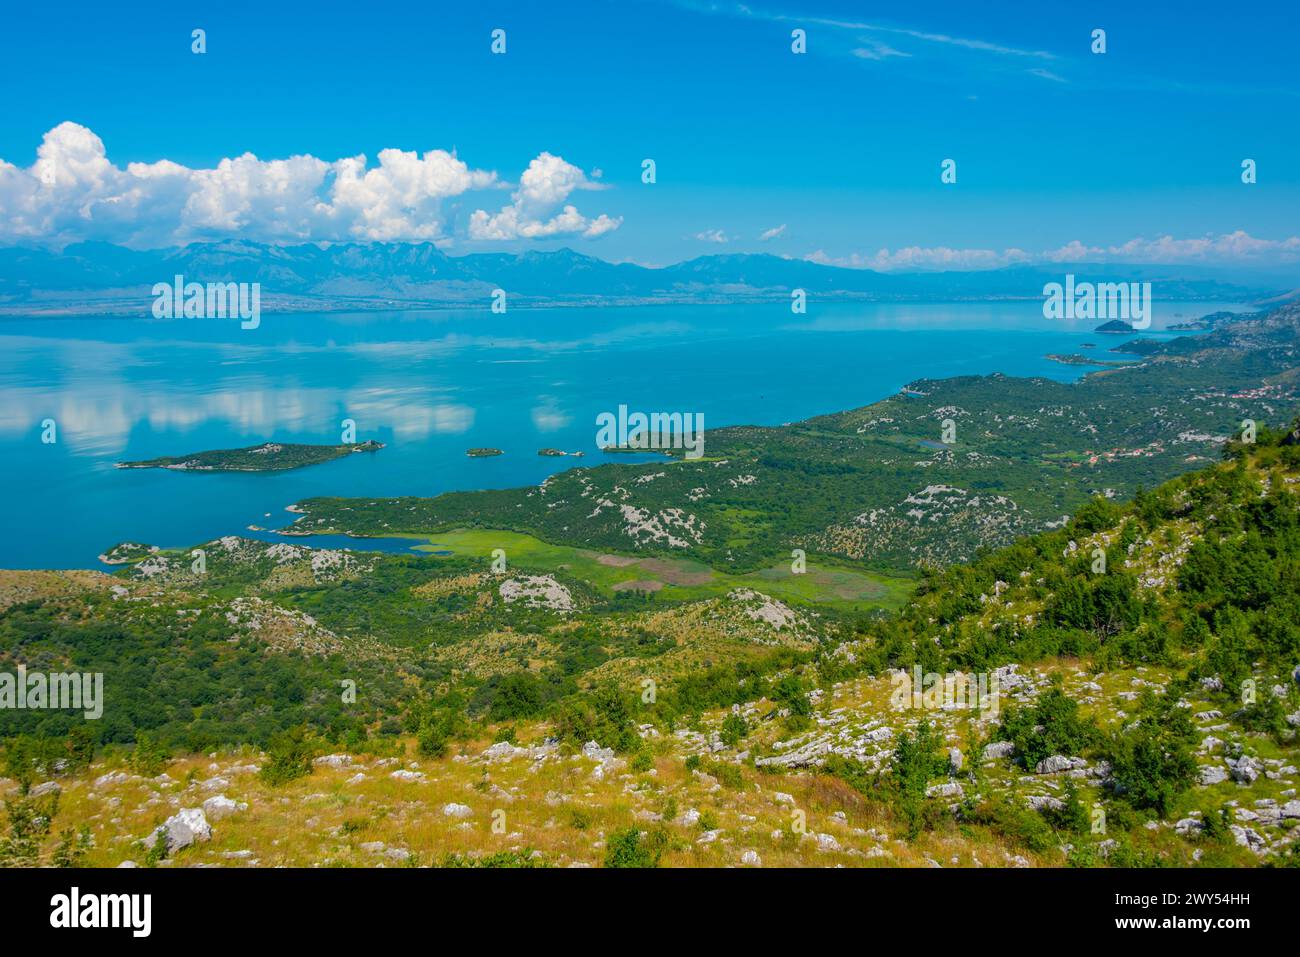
[694,228,730,243]
[468,152,620,240]
[806,231,1300,271]
[0,123,617,247]
[758,224,787,241]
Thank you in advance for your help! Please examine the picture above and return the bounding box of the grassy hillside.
[2,415,1297,868]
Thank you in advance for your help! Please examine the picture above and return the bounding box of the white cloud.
[851,43,910,61]
[695,228,730,243]
[1027,68,1068,83]
[805,245,1029,271]
[677,2,1056,60]
[807,231,1300,271]
[530,398,571,432]
[0,123,617,247]
[758,224,787,241]
[468,152,621,240]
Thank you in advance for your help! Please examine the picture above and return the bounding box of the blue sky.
[1,0,1297,270]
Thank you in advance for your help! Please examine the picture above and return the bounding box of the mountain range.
[0,241,1293,315]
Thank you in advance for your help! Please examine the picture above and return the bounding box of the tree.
[258,726,316,786]
[720,713,747,748]
[891,720,949,838]
[1106,692,1198,815]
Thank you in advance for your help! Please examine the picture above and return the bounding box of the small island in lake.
[466,447,504,457]
[117,440,384,473]
[1044,353,1127,367]
[1095,319,1135,334]
[537,448,566,457]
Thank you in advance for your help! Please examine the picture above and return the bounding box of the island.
[466,448,504,457]
[1044,353,1127,367]
[116,440,384,473]
[1094,319,1135,334]
[537,448,567,457]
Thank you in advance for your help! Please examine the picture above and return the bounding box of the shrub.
[1200,805,1233,843]
[969,797,1056,853]
[720,713,748,748]
[998,684,1097,770]
[443,849,547,868]
[1047,572,1141,638]
[824,754,875,795]
[258,726,316,787]
[630,749,654,773]
[484,672,550,721]
[0,789,60,866]
[1238,691,1291,739]
[555,685,639,753]
[568,808,592,830]
[1105,691,1198,815]
[127,732,170,778]
[891,720,949,838]
[603,826,667,868]
[699,758,743,789]
[771,675,811,717]
[417,705,465,759]
[51,826,92,868]
[1042,780,1091,835]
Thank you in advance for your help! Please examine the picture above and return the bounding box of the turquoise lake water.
[0,300,1245,569]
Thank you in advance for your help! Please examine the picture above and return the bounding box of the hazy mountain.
[0,240,1284,314]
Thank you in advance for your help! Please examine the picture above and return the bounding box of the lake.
[0,299,1247,569]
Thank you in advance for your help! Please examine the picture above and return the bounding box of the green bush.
[127,731,170,778]
[603,826,667,868]
[720,713,748,748]
[998,684,1098,770]
[1042,780,1091,835]
[1105,691,1198,815]
[443,849,547,868]
[0,789,60,866]
[891,720,950,838]
[258,726,316,787]
[555,685,639,753]
[969,797,1057,853]
[698,758,743,789]
[630,749,654,773]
